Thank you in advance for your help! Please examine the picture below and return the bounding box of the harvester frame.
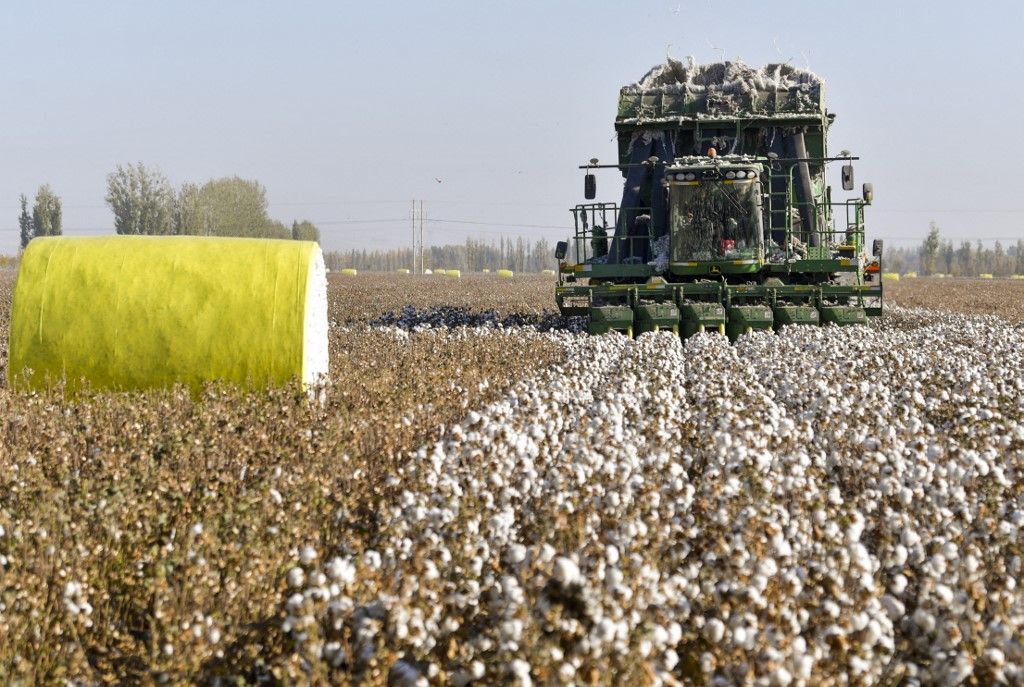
[555,60,883,339]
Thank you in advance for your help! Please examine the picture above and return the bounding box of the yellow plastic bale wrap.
[8,236,329,392]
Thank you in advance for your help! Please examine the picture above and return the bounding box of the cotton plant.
[283,306,1023,685]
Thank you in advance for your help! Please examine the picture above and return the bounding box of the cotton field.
[1,274,1022,685]
[284,305,1024,686]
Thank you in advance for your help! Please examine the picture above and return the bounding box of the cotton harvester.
[554,59,882,338]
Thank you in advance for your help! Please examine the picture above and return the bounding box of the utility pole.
[410,200,417,273]
[410,200,427,273]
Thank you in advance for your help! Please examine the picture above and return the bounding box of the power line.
[871,209,1024,215]
[294,217,572,231]
[427,218,571,230]
[312,218,408,225]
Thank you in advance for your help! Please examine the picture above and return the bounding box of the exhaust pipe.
[786,130,820,247]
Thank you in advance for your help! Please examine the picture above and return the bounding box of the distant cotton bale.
[434,269,447,276]
[340,268,358,277]
[8,236,328,392]
[497,269,514,278]
[423,269,433,275]
[445,269,461,278]
[482,268,491,274]
[979,273,994,279]
[1011,275,1024,280]
[903,271,917,279]
[396,268,410,275]
[881,272,900,281]
[542,269,556,276]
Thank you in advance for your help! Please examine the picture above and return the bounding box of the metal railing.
[768,166,868,261]
[570,203,656,265]
[572,166,870,267]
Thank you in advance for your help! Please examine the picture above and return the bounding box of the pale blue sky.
[2,0,1022,253]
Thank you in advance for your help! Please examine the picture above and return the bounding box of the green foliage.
[171,177,289,239]
[105,163,175,235]
[257,219,291,240]
[194,177,271,237]
[18,194,33,249]
[172,183,204,235]
[31,185,62,238]
[919,221,941,275]
[107,163,317,241]
[291,220,320,243]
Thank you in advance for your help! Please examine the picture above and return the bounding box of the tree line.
[325,236,556,273]
[16,164,320,250]
[18,185,64,247]
[886,222,1024,277]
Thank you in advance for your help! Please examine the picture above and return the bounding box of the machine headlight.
[725,171,736,179]
[747,170,757,179]
[675,173,688,180]
[685,172,696,181]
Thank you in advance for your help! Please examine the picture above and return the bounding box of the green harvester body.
[556,60,883,340]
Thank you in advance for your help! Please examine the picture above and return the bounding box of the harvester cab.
[664,154,766,275]
[555,59,883,339]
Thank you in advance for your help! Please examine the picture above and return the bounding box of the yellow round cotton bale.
[434,269,448,276]
[979,273,994,279]
[8,236,328,392]
[881,272,900,281]
[1011,275,1024,280]
[497,269,514,278]
[903,271,917,278]
[340,268,358,277]
[446,269,461,278]
[482,268,491,273]
[542,269,556,276]
[396,268,410,275]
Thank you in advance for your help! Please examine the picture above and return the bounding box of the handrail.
[572,177,869,268]
[570,203,655,265]
[770,165,867,260]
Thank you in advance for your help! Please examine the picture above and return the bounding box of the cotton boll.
[703,618,725,643]
[326,557,356,585]
[552,557,580,587]
[287,567,305,588]
[300,545,318,566]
